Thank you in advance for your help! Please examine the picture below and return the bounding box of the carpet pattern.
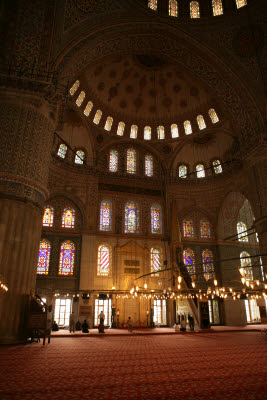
[0,332,266,399]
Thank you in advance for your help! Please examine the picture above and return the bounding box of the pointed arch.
[97,244,112,276]
[126,149,136,174]
[237,222,248,242]
[117,122,125,136]
[171,124,179,138]
[196,164,205,178]
[69,80,80,96]
[183,219,194,238]
[200,219,211,239]
[202,249,215,280]
[240,251,253,280]
[62,208,75,228]
[125,201,139,233]
[144,126,151,140]
[104,116,113,131]
[184,120,192,135]
[212,0,223,16]
[37,239,51,275]
[130,125,138,139]
[59,240,75,276]
[145,154,153,177]
[151,203,162,234]
[151,247,162,274]
[100,200,112,231]
[169,0,178,17]
[76,91,85,107]
[209,109,219,123]
[84,101,93,116]
[42,206,54,227]
[197,115,206,130]
[109,150,118,172]
[190,1,200,18]
[183,249,196,280]
[57,143,67,159]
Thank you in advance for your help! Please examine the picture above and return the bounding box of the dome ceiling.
[81,54,215,125]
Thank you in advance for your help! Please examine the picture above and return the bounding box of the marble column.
[0,90,55,343]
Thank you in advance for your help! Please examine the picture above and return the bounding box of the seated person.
[52,320,59,331]
[82,319,89,333]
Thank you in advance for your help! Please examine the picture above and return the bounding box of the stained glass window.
[183,219,194,238]
[75,150,85,164]
[62,208,75,228]
[42,206,54,227]
[117,122,125,136]
[130,125,138,139]
[59,240,75,276]
[100,200,112,231]
[148,0,157,11]
[109,150,118,172]
[190,1,200,18]
[57,144,67,159]
[237,222,248,242]
[202,249,215,280]
[184,120,192,135]
[183,249,196,279]
[197,115,206,130]
[179,165,187,178]
[37,239,51,275]
[171,124,179,138]
[196,164,205,178]
[157,126,165,140]
[93,110,102,125]
[213,159,222,174]
[144,126,151,140]
[76,91,85,107]
[236,0,247,9]
[200,219,211,239]
[125,201,139,233]
[169,0,178,17]
[97,244,111,276]
[126,149,136,174]
[84,101,93,117]
[151,248,162,274]
[69,80,80,96]
[209,109,219,123]
[212,0,223,16]
[240,251,253,280]
[151,204,161,234]
[104,117,113,131]
[145,155,153,177]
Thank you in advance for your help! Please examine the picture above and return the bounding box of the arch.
[212,159,222,174]
[84,101,93,117]
[37,239,51,275]
[125,201,140,233]
[197,115,206,130]
[196,164,205,178]
[42,206,54,227]
[200,219,211,239]
[179,165,187,178]
[130,125,138,139]
[69,80,80,96]
[240,251,253,280]
[126,149,136,174]
[76,91,85,107]
[237,221,248,242]
[75,149,85,164]
[144,126,151,141]
[59,240,75,276]
[169,0,178,17]
[183,219,194,238]
[57,143,67,159]
[212,0,223,16]
[109,149,119,172]
[202,249,215,280]
[104,116,113,131]
[145,154,153,177]
[97,244,112,276]
[171,124,179,138]
[190,1,200,18]
[151,203,162,234]
[184,120,192,135]
[93,110,102,124]
[62,208,75,228]
[100,200,112,231]
[117,122,125,136]
[183,248,196,279]
[151,247,162,274]
[157,126,165,140]
[209,109,219,123]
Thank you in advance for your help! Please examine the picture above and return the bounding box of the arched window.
[84,101,93,117]
[169,0,178,17]
[197,115,206,130]
[200,219,211,239]
[183,249,196,279]
[236,0,247,9]
[148,0,157,11]
[100,200,112,231]
[117,122,125,136]
[69,80,80,96]
[104,117,113,131]
[126,149,136,174]
[171,124,179,138]
[196,164,205,178]
[145,155,153,177]
[125,201,139,233]
[42,206,54,227]
[240,251,253,280]
[144,126,151,140]
[93,110,102,125]
[190,1,200,18]
[130,125,138,139]
[97,244,111,276]
[209,109,219,123]
[109,150,118,172]
[57,144,67,159]
[157,126,165,140]
[212,0,223,16]
[151,248,162,274]
[75,150,85,165]
[184,120,192,135]
[151,203,162,234]
[76,91,85,107]
[59,240,75,276]
[183,219,194,238]
[202,249,215,280]
[62,208,75,228]
[237,222,248,242]
[37,239,51,275]
[179,165,187,178]
[213,159,222,174]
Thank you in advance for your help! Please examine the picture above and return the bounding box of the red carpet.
[0,332,266,399]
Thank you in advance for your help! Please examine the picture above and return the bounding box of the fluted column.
[0,89,55,343]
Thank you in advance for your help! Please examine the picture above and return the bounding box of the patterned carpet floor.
[0,332,266,400]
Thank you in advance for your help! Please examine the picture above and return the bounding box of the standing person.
[127,316,133,333]
[99,310,105,325]
[69,312,75,333]
[82,319,89,333]
[180,315,186,332]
